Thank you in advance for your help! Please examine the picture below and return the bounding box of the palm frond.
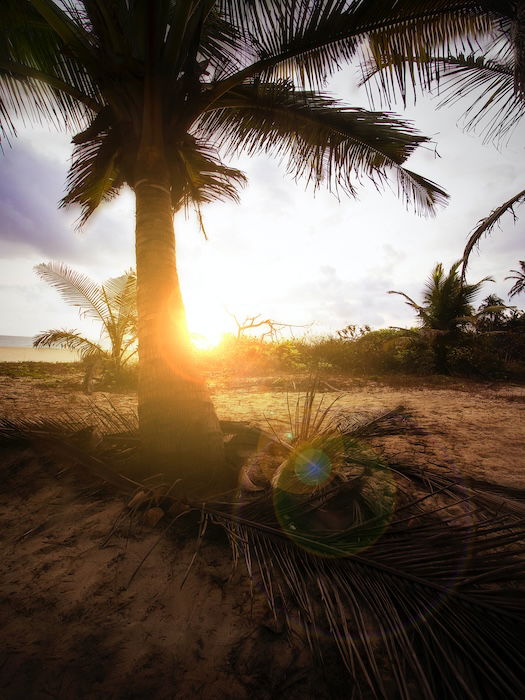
[195,7,244,81]
[0,410,140,492]
[0,0,101,138]
[2,394,524,697]
[462,188,525,276]
[207,412,525,699]
[434,53,525,143]
[355,0,524,101]
[198,82,447,215]
[169,135,247,215]
[362,50,525,144]
[35,261,110,324]
[506,260,525,299]
[100,269,137,359]
[217,0,493,91]
[388,289,428,322]
[33,328,105,359]
[62,120,123,226]
[100,269,136,308]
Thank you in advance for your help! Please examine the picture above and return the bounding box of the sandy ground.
[0,347,79,362]
[1,371,524,488]
[1,370,525,698]
[1,447,334,699]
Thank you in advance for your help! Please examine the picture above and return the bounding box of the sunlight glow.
[191,330,224,351]
[186,296,233,350]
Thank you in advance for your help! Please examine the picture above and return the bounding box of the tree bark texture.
[133,156,236,499]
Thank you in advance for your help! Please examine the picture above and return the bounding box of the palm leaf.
[61,121,123,226]
[216,0,493,91]
[388,289,429,325]
[35,261,111,325]
[196,7,244,80]
[433,53,525,143]
[2,398,524,697]
[361,52,525,144]
[33,328,105,359]
[100,269,137,361]
[206,415,525,699]
[169,136,247,220]
[354,1,524,107]
[462,188,525,276]
[0,0,101,138]
[506,261,525,299]
[198,81,448,215]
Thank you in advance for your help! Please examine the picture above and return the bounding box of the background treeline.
[197,307,525,380]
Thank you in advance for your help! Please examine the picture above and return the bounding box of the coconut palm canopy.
[1,0,519,494]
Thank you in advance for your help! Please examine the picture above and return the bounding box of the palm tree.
[389,260,495,370]
[506,260,525,298]
[1,1,455,496]
[475,292,510,331]
[33,262,137,390]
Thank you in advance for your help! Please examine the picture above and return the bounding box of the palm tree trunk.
[434,335,449,374]
[133,155,234,499]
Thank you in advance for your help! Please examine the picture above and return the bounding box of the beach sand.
[1,368,524,697]
[1,370,524,487]
[0,347,79,362]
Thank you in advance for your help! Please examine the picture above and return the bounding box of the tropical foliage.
[34,262,137,389]
[389,261,496,334]
[1,0,457,493]
[507,260,525,298]
[462,190,525,276]
[389,261,501,371]
[356,0,525,270]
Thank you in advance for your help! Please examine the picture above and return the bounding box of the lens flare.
[294,448,332,487]
[271,436,397,558]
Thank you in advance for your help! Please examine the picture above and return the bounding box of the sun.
[191,330,224,351]
[186,304,229,351]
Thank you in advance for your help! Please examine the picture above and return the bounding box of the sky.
[0,67,523,347]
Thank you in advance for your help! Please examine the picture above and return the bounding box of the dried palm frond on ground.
[1,395,524,698]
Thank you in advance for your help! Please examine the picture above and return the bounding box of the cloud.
[0,141,135,269]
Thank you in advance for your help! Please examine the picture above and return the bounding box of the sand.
[0,347,79,362]
[1,447,331,699]
[1,371,524,488]
[1,369,525,697]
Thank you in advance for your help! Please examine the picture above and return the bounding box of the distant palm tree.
[475,293,510,332]
[1,1,451,495]
[34,263,137,390]
[389,261,496,370]
[506,261,525,298]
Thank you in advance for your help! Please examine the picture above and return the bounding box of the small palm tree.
[475,293,511,332]
[389,261,495,371]
[34,263,137,390]
[506,261,525,299]
[390,261,494,332]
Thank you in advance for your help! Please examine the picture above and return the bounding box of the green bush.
[194,319,525,380]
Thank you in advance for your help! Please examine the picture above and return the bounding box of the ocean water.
[0,335,79,362]
[0,335,34,347]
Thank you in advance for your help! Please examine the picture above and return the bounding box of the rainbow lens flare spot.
[293,448,332,487]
